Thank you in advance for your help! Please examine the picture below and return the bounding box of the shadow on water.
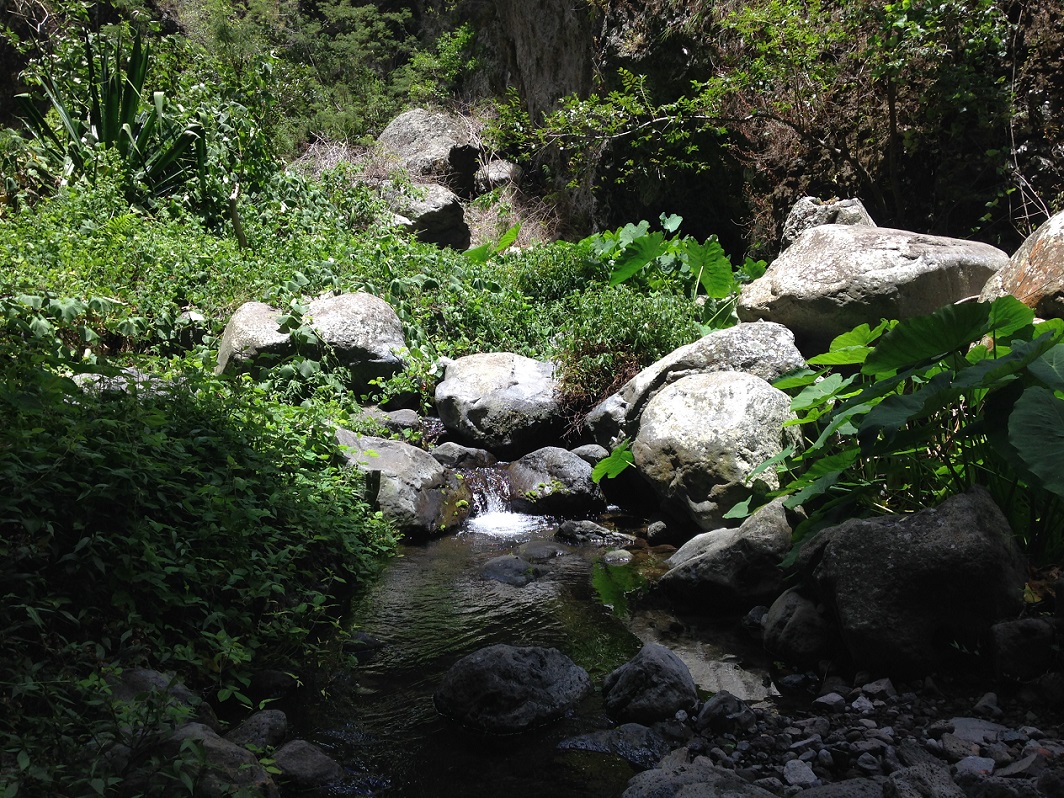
[286,468,774,796]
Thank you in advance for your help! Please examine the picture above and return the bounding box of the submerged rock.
[434,644,592,733]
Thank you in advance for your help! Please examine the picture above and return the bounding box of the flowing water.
[288,467,775,797]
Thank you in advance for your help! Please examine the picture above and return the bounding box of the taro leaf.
[684,237,733,298]
[609,232,668,286]
[773,368,822,391]
[790,372,857,412]
[1027,343,1064,392]
[987,294,1036,339]
[808,320,892,366]
[862,302,993,377]
[1009,386,1064,500]
[591,440,634,483]
[660,213,683,233]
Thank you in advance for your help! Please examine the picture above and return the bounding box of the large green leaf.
[1028,343,1064,392]
[609,232,668,286]
[684,237,733,298]
[1009,387,1064,500]
[862,301,993,377]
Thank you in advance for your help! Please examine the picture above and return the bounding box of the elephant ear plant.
[17,29,203,204]
[738,295,1064,563]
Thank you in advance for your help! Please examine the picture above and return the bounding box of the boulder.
[602,642,698,724]
[271,739,345,790]
[334,431,470,537]
[507,446,607,516]
[782,196,877,249]
[623,748,780,798]
[763,587,837,668]
[225,710,287,750]
[166,723,279,798]
[980,209,1064,320]
[794,487,1027,674]
[695,690,757,735]
[737,225,1008,353]
[215,302,293,374]
[376,108,479,195]
[306,293,406,388]
[393,182,471,249]
[558,723,674,771]
[989,618,1064,681]
[434,644,592,733]
[885,764,967,798]
[480,554,547,586]
[657,498,795,609]
[430,441,497,469]
[434,352,564,458]
[632,371,798,531]
[474,159,523,195]
[586,322,805,449]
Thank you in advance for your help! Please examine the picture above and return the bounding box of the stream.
[288,468,778,797]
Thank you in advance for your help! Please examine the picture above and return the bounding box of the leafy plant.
[17,30,204,206]
[749,296,1064,562]
[592,439,634,483]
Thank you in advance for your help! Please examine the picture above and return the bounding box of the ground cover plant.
[739,296,1064,564]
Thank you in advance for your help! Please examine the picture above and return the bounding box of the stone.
[781,196,877,249]
[335,431,471,537]
[738,225,1008,353]
[377,108,479,194]
[586,322,805,449]
[167,723,279,798]
[696,690,757,735]
[763,588,836,668]
[793,488,1027,674]
[430,442,497,468]
[507,446,607,516]
[215,302,293,375]
[556,519,634,547]
[885,763,966,798]
[434,352,564,458]
[224,710,287,750]
[623,751,780,798]
[272,739,345,789]
[980,209,1064,320]
[603,643,698,724]
[954,757,996,777]
[480,554,547,586]
[305,292,406,387]
[989,618,1062,681]
[657,498,796,608]
[558,723,674,771]
[632,371,798,531]
[434,644,591,733]
[474,159,523,195]
[571,443,609,465]
[799,779,886,798]
[784,758,820,787]
[394,182,471,249]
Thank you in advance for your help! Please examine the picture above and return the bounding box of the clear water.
[286,467,775,797]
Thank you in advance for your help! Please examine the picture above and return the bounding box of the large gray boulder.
[215,302,293,374]
[763,587,837,668]
[393,182,471,249]
[335,431,470,537]
[586,322,805,449]
[792,487,1027,674]
[781,196,876,249]
[376,108,479,195]
[623,748,780,798]
[166,723,279,798]
[657,498,796,609]
[434,352,564,458]
[271,740,345,790]
[632,371,798,531]
[602,642,698,724]
[738,225,1008,353]
[306,292,406,387]
[434,644,592,733]
[507,446,606,516]
[980,208,1064,320]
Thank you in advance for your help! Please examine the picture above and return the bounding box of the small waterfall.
[462,467,512,515]
[459,466,554,538]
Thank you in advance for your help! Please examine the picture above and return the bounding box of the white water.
[460,466,556,539]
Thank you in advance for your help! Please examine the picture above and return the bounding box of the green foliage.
[17,30,204,208]
[755,297,1064,562]
[582,213,765,327]
[592,439,634,483]
[0,306,396,794]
